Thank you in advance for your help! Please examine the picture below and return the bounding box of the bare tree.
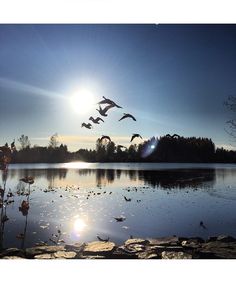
[224,96,236,138]
[49,133,59,149]
[18,135,31,150]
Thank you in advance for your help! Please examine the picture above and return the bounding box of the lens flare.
[141,137,159,158]
[74,218,87,233]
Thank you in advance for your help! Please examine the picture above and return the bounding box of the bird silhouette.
[97,235,110,242]
[124,196,131,202]
[97,96,122,108]
[89,116,104,124]
[130,134,142,142]
[119,113,136,121]
[96,104,115,117]
[100,135,111,142]
[81,123,92,129]
[165,134,180,139]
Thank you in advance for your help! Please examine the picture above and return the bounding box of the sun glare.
[70,89,95,114]
[74,218,87,232]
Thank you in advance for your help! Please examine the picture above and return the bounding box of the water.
[1,162,236,249]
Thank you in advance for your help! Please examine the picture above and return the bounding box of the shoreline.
[1,235,236,259]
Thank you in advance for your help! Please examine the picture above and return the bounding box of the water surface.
[1,162,236,249]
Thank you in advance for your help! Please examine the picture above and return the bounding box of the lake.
[1,162,236,249]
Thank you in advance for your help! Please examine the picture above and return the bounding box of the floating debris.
[114,216,126,222]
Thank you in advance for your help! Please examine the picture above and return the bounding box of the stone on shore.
[83,241,116,256]
[161,251,192,259]
[25,245,65,258]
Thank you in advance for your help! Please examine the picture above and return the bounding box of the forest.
[4,133,236,163]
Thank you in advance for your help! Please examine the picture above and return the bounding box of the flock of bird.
[81,96,142,143]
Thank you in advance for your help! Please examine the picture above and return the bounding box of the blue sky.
[0,24,236,151]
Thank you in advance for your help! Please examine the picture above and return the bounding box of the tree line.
[3,133,236,163]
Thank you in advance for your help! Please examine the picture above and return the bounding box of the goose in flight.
[100,135,111,142]
[81,123,92,129]
[96,104,115,117]
[165,134,180,139]
[98,96,122,108]
[89,116,104,124]
[119,113,136,121]
[130,134,142,142]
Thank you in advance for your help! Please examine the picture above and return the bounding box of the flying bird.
[96,104,115,117]
[97,96,122,108]
[89,116,104,124]
[81,123,92,129]
[119,113,136,122]
[100,135,111,142]
[165,134,180,139]
[130,134,142,142]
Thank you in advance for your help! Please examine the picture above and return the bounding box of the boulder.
[83,241,116,256]
[161,251,192,259]
[26,245,65,257]
[198,241,236,259]
[124,238,149,246]
[148,236,180,246]
[53,251,77,259]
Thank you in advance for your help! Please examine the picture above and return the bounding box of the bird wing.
[97,117,104,122]
[130,135,135,142]
[103,104,115,113]
[118,115,126,121]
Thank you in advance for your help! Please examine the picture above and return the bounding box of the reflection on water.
[1,163,236,249]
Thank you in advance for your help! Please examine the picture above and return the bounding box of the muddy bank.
[1,235,236,259]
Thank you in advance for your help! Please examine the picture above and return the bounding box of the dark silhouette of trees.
[4,133,236,163]
[18,135,31,150]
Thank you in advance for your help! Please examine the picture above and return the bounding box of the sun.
[70,89,95,114]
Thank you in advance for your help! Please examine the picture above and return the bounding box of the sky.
[0,24,236,151]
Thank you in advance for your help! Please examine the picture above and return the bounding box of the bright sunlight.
[70,89,95,114]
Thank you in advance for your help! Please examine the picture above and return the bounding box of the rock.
[83,242,116,256]
[53,251,77,259]
[81,255,106,259]
[2,256,25,259]
[138,251,159,259]
[124,238,149,246]
[119,244,146,254]
[0,248,24,258]
[65,243,85,253]
[198,241,236,259]
[161,251,192,259]
[34,253,55,259]
[181,239,203,249]
[216,235,236,242]
[25,245,65,257]
[148,236,180,246]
